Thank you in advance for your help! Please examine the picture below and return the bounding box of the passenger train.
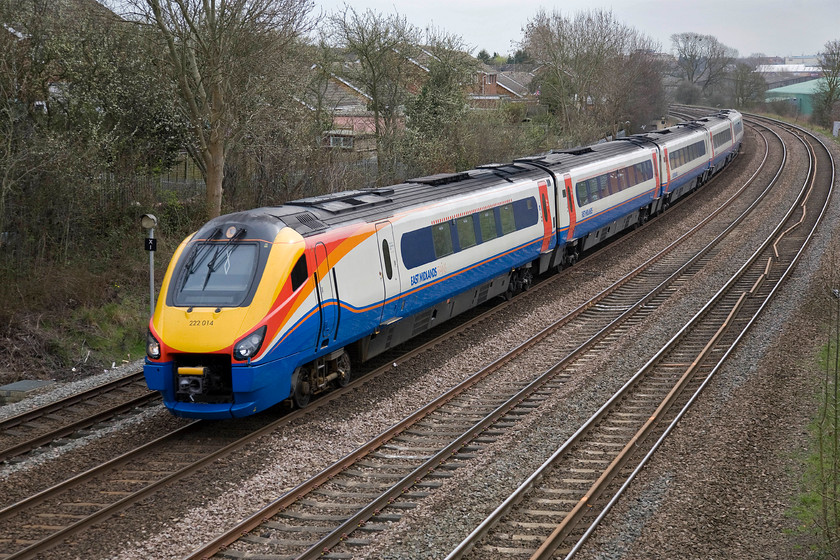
[144,109,744,418]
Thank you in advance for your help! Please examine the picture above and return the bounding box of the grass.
[0,201,200,385]
[792,324,840,558]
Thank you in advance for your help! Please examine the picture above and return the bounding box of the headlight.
[234,326,267,361]
[146,330,161,360]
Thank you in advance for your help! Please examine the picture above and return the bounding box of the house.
[304,69,378,153]
[470,63,537,108]
[304,49,540,153]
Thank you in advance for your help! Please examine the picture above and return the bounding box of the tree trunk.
[205,140,224,219]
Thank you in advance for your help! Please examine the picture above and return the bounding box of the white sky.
[313,0,839,59]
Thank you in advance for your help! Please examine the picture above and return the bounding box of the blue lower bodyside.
[573,189,657,240]
[144,358,294,419]
[665,165,707,195]
[148,236,549,419]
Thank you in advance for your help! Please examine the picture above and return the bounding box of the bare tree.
[522,9,662,143]
[731,60,766,108]
[671,32,738,96]
[130,0,314,218]
[815,39,840,128]
[325,6,422,185]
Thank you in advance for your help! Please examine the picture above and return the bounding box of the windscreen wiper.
[185,227,222,275]
[201,228,246,290]
[179,227,222,292]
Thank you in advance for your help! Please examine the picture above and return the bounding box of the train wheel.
[336,352,352,388]
[505,267,533,299]
[520,268,533,291]
[292,367,311,408]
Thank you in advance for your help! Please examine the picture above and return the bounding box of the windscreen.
[173,241,260,307]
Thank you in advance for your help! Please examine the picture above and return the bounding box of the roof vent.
[410,172,471,186]
[290,189,393,214]
[551,146,594,156]
[289,212,328,233]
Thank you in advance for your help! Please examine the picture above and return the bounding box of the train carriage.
[145,165,559,418]
[700,110,743,173]
[636,123,712,207]
[518,140,660,264]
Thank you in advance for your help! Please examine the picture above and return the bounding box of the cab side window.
[290,255,308,291]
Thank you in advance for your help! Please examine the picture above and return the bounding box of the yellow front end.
[145,226,309,418]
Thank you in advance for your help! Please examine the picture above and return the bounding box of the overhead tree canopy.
[731,60,767,108]
[522,8,663,143]
[670,32,738,97]
[325,6,422,185]
[132,0,314,218]
[402,28,477,173]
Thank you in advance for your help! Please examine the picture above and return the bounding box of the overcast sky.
[314,0,838,59]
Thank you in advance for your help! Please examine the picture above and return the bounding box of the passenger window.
[479,210,497,242]
[576,183,588,206]
[626,165,638,185]
[382,239,393,279]
[499,204,516,234]
[606,173,618,196]
[290,255,308,291]
[432,222,454,258]
[636,162,652,182]
[456,216,477,250]
[589,179,600,202]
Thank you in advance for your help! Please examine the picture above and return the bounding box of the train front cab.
[144,223,324,419]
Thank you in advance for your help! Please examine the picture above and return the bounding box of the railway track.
[0,372,158,463]
[174,115,792,560]
[443,114,834,559]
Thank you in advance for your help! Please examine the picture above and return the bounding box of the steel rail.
[0,371,147,430]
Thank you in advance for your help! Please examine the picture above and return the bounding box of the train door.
[564,174,577,241]
[314,242,337,349]
[651,149,662,200]
[708,130,715,168]
[375,221,402,325]
[538,179,553,253]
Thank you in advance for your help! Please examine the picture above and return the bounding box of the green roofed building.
[765,78,826,117]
